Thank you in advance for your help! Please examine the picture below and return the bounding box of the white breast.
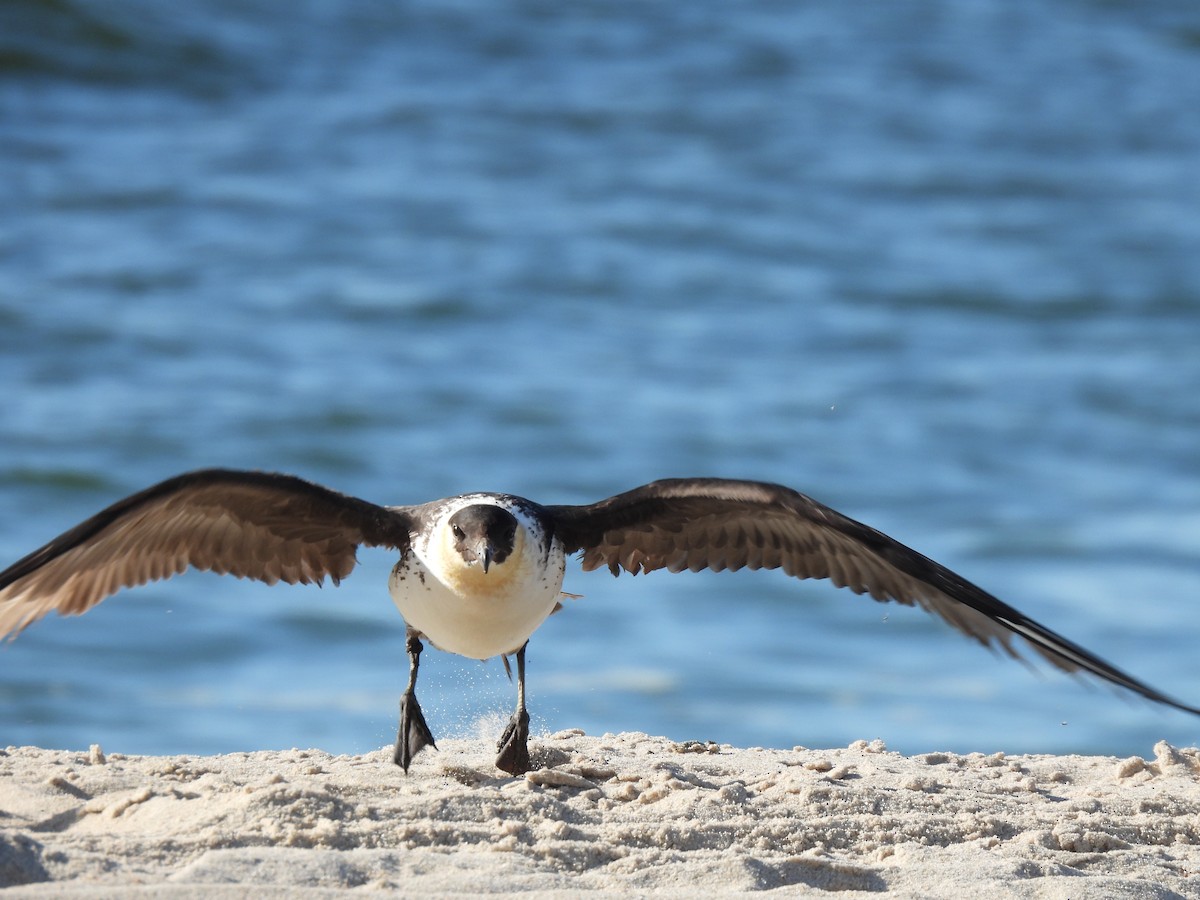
[387,496,567,660]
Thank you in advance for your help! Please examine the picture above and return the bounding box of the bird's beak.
[479,541,494,574]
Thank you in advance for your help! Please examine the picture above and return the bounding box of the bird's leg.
[393,628,436,772]
[495,641,532,775]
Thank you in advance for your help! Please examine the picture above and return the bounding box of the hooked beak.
[476,540,494,574]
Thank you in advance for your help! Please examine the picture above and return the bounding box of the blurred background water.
[1,0,1198,762]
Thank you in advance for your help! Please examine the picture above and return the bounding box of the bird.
[0,468,1196,775]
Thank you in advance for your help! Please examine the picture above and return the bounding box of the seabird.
[0,468,1196,774]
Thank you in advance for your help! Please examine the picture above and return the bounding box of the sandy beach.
[1,731,1197,898]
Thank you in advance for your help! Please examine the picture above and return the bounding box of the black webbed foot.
[495,641,533,775]
[393,690,437,772]
[394,628,437,773]
[495,707,531,775]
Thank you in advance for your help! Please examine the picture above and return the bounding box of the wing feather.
[0,469,414,638]
[547,477,1200,716]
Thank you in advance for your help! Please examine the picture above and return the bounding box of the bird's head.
[445,505,519,574]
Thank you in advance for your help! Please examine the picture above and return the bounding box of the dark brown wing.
[0,469,415,638]
[546,478,1200,716]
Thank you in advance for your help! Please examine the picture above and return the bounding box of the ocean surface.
[2,0,1199,763]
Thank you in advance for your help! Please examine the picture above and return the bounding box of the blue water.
[2,0,1199,762]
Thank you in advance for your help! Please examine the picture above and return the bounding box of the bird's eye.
[451,525,465,540]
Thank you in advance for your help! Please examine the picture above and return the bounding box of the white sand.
[1,731,1198,898]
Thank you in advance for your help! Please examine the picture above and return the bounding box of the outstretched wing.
[0,469,415,638]
[546,477,1199,716]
